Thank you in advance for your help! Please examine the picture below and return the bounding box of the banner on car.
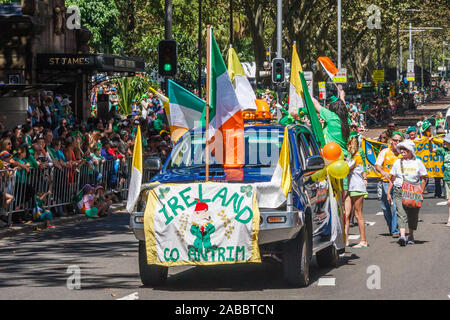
[144,182,261,266]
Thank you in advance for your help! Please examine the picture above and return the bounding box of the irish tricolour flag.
[168,80,206,143]
[317,56,339,81]
[207,28,244,168]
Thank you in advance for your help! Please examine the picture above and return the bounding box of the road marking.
[117,292,139,300]
[366,221,376,226]
[318,277,335,286]
[348,235,360,240]
[437,201,447,206]
[376,212,383,216]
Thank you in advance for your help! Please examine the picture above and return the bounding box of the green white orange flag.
[207,28,244,168]
[289,43,306,115]
[168,80,206,143]
[126,125,142,213]
[317,56,339,81]
[227,46,257,110]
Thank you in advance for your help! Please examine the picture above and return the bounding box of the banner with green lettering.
[144,182,261,266]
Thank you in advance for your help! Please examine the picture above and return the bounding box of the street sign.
[357,83,362,89]
[333,68,347,83]
[406,72,415,82]
[372,70,384,82]
[318,82,326,100]
[407,59,414,73]
[304,71,314,97]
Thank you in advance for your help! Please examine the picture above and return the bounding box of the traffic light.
[272,58,285,83]
[158,40,177,77]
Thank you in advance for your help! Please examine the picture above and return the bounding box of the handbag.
[400,159,423,208]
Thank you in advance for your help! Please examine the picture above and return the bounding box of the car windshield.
[167,128,284,170]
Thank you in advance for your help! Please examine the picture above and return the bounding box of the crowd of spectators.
[0,87,173,228]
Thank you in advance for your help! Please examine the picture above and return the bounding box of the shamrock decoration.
[240,185,253,198]
[158,187,170,199]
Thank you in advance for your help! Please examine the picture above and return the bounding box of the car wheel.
[282,227,310,287]
[138,241,168,286]
[316,244,339,268]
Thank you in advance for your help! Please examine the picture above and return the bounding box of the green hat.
[406,126,417,133]
[392,131,404,139]
[330,96,339,103]
[298,107,308,117]
[422,120,431,131]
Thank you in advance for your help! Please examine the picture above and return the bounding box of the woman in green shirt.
[312,88,351,157]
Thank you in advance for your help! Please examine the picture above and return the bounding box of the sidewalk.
[0,201,127,239]
[364,96,450,140]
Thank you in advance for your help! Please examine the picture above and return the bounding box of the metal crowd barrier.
[0,157,158,227]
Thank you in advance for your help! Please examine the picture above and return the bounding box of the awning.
[0,84,62,97]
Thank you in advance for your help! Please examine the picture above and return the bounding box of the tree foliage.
[70,0,449,89]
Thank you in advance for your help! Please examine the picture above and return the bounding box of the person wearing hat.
[94,185,112,217]
[375,131,404,237]
[387,140,427,246]
[344,131,369,248]
[406,126,417,141]
[189,200,215,253]
[81,184,99,218]
[421,120,432,138]
[433,134,450,227]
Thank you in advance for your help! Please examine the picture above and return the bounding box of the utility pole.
[421,32,424,90]
[400,44,403,78]
[229,0,233,46]
[409,23,413,91]
[198,0,202,97]
[337,0,342,69]
[163,0,173,94]
[276,0,282,105]
[396,22,400,84]
[276,0,282,59]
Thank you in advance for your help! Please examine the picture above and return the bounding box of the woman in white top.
[387,140,427,246]
[345,133,368,248]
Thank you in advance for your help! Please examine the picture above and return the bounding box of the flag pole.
[205,26,211,182]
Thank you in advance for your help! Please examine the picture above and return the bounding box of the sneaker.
[47,225,55,229]
[392,233,400,238]
[407,235,414,245]
[398,236,406,246]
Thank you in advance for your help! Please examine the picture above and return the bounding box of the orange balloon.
[323,142,342,161]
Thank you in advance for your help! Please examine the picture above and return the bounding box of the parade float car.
[130,121,345,287]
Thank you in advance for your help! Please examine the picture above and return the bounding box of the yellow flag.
[126,125,143,213]
[289,43,305,114]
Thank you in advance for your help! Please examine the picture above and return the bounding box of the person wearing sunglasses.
[375,132,404,238]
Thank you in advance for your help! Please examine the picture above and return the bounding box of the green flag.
[299,72,325,147]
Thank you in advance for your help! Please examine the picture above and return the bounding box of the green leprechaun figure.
[190,200,215,252]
